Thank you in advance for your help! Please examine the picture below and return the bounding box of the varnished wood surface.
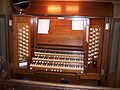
[14,68,100,80]
[36,17,85,46]
[4,79,119,90]
[22,1,113,17]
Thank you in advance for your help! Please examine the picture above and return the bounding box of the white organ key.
[95,28,99,31]
[88,58,91,60]
[90,32,93,34]
[90,28,93,31]
[22,38,25,41]
[26,33,29,35]
[26,54,29,56]
[22,42,26,45]
[25,25,29,28]
[90,36,92,39]
[19,29,22,32]
[89,43,92,46]
[93,30,95,33]
[93,34,95,37]
[23,45,25,48]
[26,40,29,43]
[26,29,29,32]
[18,33,22,36]
[89,51,91,53]
[22,27,26,30]
[26,36,29,39]
[89,47,91,49]
[89,40,92,42]
[23,35,26,38]
[23,31,26,34]
[18,36,22,39]
[19,44,22,47]
[26,47,28,50]
[96,32,100,35]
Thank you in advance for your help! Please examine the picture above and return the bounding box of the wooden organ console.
[10,1,113,85]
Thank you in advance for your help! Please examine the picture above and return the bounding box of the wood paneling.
[0,0,11,14]
[116,39,120,87]
[0,1,11,90]
[0,15,7,58]
[21,1,113,17]
[112,20,120,87]
[36,18,85,46]
[114,3,120,18]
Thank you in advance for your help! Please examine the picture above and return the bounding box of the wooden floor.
[3,79,120,90]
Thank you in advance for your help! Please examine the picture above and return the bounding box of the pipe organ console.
[30,46,85,74]
[11,1,113,85]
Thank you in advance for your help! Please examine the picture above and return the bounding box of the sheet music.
[72,20,84,30]
[38,19,50,34]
